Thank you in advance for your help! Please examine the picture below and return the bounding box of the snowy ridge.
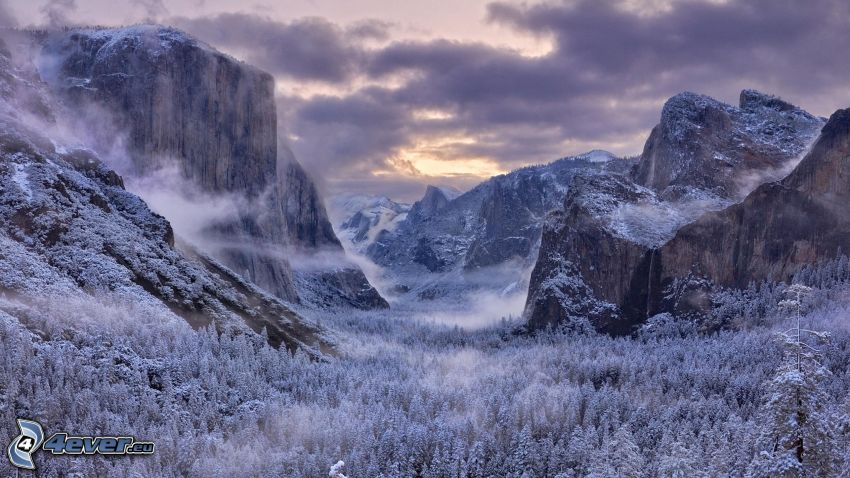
[361,151,636,303]
[0,34,328,354]
[526,89,826,332]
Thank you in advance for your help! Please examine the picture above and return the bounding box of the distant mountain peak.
[574,150,616,163]
[423,184,462,200]
[332,194,411,249]
[409,185,460,219]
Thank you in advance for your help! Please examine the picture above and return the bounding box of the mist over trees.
[2,258,850,477]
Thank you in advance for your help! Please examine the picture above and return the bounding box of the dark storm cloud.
[486,0,850,92]
[172,0,850,197]
[282,88,418,179]
[345,19,393,42]
[172,13,382,83]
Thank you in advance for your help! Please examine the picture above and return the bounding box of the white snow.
[11,163,32,201]
[329,460,348,478]
[576,149,616,163]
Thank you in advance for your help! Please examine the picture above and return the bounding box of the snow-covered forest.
[2,259,849,477]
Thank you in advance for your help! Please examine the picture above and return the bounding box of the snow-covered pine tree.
[329,460,348,478]
[748,284,839,478]
[510,424,538,477]
[586,426,645,478]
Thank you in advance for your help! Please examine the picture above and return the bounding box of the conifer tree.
[748,285,838,478]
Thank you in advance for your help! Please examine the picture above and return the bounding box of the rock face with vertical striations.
[0,36,328,354]
[40,26,277,195]
[655,108,850,294]
[525,90,825,333]
[277,157,341,249]
[39,25,386,309]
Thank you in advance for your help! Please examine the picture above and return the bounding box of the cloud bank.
[13,0,850,200]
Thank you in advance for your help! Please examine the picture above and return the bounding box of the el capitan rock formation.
[39,25,386,309]
[0,33,327,353]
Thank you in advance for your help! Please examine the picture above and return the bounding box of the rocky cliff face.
[0,39,327,354]
[634,90,822,200]
[525,90,825,333]
[40,26,277,195]
[277,159,341,249]
[407,185,458,221]
[364,151,634,300]
[655,108,850,295]
[39,26,386,310]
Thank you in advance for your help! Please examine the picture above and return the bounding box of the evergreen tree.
[657,440,704,478]
[748,285,839,478]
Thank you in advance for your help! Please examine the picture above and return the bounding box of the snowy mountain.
[330,194,411,252]
[362,151,635,301]
[0,33,327,353]
[38,25,386,310]
[525,90,826,333]
[657,107,850,295]
[636,89,823,200]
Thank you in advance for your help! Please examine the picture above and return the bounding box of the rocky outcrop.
[0,45,327,354]
[39,26,386,309]
[655,108,850,295]
[365,152,634,300]
[634,90,822,200]
[524,174,649,332]
[41,26,277,195]
[464,171,559,270]
[408,185,456,221]
[277,159,341,249]
[525,90,825,333]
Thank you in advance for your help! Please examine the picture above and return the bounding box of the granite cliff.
[525,90,825,332]
[656,108,850,295]
[0,33,327,353]
[38,26,386,309]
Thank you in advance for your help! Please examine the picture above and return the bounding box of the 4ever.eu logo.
[7,418,154,470]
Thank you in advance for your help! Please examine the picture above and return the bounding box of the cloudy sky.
[3,0,850,201]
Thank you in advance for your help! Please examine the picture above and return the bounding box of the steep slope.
[39,25,385,309]
[355,151,634,303]
[525,90,824,332]
[0,38,326,353]
[655,108,850,297]
[368,151,633,274]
